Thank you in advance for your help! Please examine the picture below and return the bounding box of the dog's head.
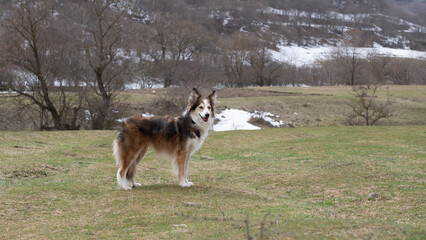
[186,88,216,126]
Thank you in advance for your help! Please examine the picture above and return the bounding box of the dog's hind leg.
[117,149,138,190]
[126,147,148,187]
[113,139,130,190]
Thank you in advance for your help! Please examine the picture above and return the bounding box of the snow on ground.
[251,111,285,127]
[124,82,163,90]
[213,109,285,131]
[142,112,154,117]
[213,109,260,131]
[269,45,333,67]
[269,43,426,67]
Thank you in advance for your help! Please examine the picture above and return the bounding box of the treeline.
[0,0,425,131]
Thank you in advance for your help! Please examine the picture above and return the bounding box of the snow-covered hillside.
[213,4,426,66]
[210,2,426,52]
[269,43,426,67]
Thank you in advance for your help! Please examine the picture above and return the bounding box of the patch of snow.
[269,45,333,67]
[141,112,154,117]
[368,42,425,57]
[117,112,153,123]
[252,111,285,127]
[0,90,33,94]
[286,84,311,87]
[213,109,287,131]
[115,117,125,122]
[52,10,59,19]
[209,10,233,26]
[116,117,126,122]
[269,44,426,67]
[12,70,37,83]
[84,110,91,121]
[213,109,260,132]
[124,82,163,89]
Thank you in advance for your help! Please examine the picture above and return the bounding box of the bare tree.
[389,58,412,85]
[333,30,367,86]
[0,59,7,91]
[367,52,391,87]
[349,84,392,126]
[141,12,207,87]
[220,32,255,87]
[321,59,338,86]
[281,63,298,87]
[169,20,207,61]
[141,11,174,88]
[79,0,132,129]
[249,32,281,86]
[2,0,84,130]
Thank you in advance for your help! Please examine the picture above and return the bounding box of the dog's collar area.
[191,127,201,138]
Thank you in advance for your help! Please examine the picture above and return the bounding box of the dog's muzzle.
[200,114,209,122]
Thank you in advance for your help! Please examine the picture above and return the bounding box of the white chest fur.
[188,132,208,155]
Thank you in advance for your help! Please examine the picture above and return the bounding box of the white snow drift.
[213,109,285,131]
[269,43,426,67]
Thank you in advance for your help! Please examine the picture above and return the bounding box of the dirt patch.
[4,165,62,179]
[248,118,274,128]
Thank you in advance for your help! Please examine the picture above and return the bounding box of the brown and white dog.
[113,88,216,190]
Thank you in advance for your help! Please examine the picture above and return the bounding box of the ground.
[0,126,425,239]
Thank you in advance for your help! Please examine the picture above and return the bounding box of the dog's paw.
[186,181,193,186]
[132,183,142,187]
[121,186,132,190]
[179,181,192,187]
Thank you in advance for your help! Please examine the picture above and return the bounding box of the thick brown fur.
[114,88,216,190]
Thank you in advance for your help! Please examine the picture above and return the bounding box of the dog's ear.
[208,90,217,105]
[188,88,201,105]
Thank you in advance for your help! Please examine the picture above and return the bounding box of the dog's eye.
[199,106,204,109]
[207,106,211,110]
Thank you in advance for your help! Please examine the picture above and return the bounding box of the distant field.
[1,86,425,131]
[125,85,426,127]
[1,126,425,239]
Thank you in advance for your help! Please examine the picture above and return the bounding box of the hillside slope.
[127,0,426,50]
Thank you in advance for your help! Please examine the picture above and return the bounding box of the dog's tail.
[113,138,121,167]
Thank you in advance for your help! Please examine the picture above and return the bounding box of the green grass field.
[1,126,425,239]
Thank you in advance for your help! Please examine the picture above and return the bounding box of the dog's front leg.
[184,154,193,186]
[177,151,192,187]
